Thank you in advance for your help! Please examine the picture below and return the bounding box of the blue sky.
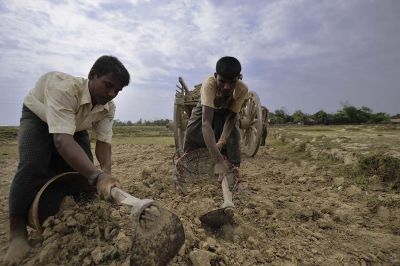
[0,0,399,125]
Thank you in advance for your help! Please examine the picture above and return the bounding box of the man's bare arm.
[54,133,120,198]
[53,133,99,177]
[219,111,237,145]
[202,106,229,174]
[95,140,112,174]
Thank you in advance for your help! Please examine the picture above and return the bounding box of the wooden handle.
[110,187,140,206]
[110,187,157,221]
[221,175,234,208]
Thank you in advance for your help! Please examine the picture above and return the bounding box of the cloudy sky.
[0,0,399,125]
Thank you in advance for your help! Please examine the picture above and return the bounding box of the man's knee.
[11,161,50,208]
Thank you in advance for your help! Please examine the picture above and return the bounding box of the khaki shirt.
[24,71,115,144]
[200,75,248,113]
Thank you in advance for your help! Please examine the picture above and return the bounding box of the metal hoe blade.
[199,207,234,229]
[130,206,185,266]
[110,187,185,265]
[200,175,235,229]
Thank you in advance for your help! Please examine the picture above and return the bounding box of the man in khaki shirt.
[181,56,248,183]
[4,55,130,264]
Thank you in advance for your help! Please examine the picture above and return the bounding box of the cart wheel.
[239,91,263,157]
[173,95,187,157]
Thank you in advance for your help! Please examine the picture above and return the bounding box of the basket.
[28,172,95,232]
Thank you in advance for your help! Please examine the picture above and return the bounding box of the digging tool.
[199,174,235,229]
[110,187,185,266]
[29,172,185,266]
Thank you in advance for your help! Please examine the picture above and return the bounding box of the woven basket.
[174,148,239,190]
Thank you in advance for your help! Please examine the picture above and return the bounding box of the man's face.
[215,74,238,96]
[88,72,124,105]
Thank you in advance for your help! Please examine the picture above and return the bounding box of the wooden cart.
[173,77,264,157]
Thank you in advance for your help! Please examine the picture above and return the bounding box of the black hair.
[216,56,241,80]
[90,55,130,86]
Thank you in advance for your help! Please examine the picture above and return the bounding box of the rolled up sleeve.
[45,82,77,135]
[200,76,216,108]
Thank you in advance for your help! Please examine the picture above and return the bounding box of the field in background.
[0,126,175,159]
[0,126,18,160]
[2,124,399,169]
[112,126,173,145]
[270,124,400,158]
[270,124,400,191]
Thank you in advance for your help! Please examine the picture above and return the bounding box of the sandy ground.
[1,137,400,265]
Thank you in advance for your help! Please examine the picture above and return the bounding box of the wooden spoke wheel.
[239,91,263,157]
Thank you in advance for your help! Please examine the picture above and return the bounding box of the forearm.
[219,112,237,143]
[202,122,224,162]
[95,140,112,174]
[202,105,225,163]
[54,134,99,178]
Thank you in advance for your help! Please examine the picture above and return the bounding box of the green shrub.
[357,154,400,190]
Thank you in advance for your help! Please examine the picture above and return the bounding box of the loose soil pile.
[23,200,133,265]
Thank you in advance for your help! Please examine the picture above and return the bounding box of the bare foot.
[3,237,31,265]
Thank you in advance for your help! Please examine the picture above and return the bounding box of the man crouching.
[183,56,248,183]
[4,55,130,264]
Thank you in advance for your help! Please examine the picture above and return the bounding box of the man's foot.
[3,237,31,265]
[174,179,187,196]
[230,166,245,192]
[231,166,244,182]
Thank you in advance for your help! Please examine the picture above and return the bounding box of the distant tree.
[113,118,171,126]
[313,110,329,124]
[341,104,358,123]
[357,106,373,123]
[270,108,292,124]
[360,106,372,113]
[369,112,390,123]
[331,111,347,124]
[292,110,308,124]
[113,119,122,126]
[260,104,391,125]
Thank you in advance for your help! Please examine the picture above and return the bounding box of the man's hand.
[216,141,223,151]
[216,137,226,150]
[214,159,230,176]
[96,173,121,200]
